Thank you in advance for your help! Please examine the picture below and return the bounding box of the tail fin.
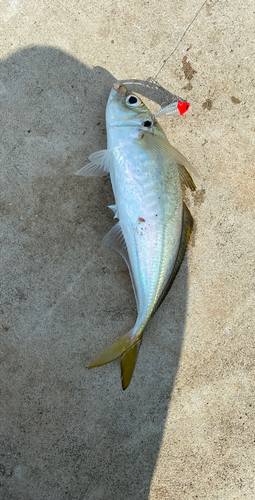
[121,337,142,390]
[88,332,142,390]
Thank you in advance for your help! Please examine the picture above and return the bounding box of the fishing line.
[151,0,209,84]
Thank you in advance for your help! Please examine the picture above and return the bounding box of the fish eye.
[143,120,152,128]
[126,95,140,106]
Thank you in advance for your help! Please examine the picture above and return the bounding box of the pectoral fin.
[138,131,199,183]
[76,150,112,177]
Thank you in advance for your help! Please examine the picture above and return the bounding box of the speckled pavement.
[0,1,254,499]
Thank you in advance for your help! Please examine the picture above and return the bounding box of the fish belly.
[108,128,183,325]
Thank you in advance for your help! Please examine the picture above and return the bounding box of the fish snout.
[113,81,123,92]
[113,81,129,97]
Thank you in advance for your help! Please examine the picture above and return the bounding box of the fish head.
[106,82,153,129]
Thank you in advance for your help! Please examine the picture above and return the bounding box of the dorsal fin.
[103,222,139,308]
[76,150,112,177]
[178,164,196,191]
[137,131,199,184]
[151,202,194,316]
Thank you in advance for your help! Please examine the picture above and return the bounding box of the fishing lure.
[152,100,190,119]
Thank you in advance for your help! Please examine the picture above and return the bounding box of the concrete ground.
[0,0,254,499]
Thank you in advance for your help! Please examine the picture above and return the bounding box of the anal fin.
[103,222,139,308]
[152,202,194,316]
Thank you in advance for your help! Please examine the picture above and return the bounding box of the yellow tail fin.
[88,332,142,390]
[121,339,141,390]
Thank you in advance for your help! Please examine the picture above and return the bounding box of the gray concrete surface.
[0,1,254,499]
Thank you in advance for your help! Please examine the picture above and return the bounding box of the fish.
[76,82,197,390]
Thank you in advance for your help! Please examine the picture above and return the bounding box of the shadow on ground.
[0,46,189,499]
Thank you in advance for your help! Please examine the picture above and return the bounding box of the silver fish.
[76,82,197,390]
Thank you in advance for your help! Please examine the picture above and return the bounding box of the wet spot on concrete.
[190,222,197,247]
[235,382,243,389]
[193,189,206,206]
[206,0,213,16]
[231,96,241,104]
[114,268,129,276]
[202,99,213,110]
[182,56,197,81]
[182,82,193,91]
